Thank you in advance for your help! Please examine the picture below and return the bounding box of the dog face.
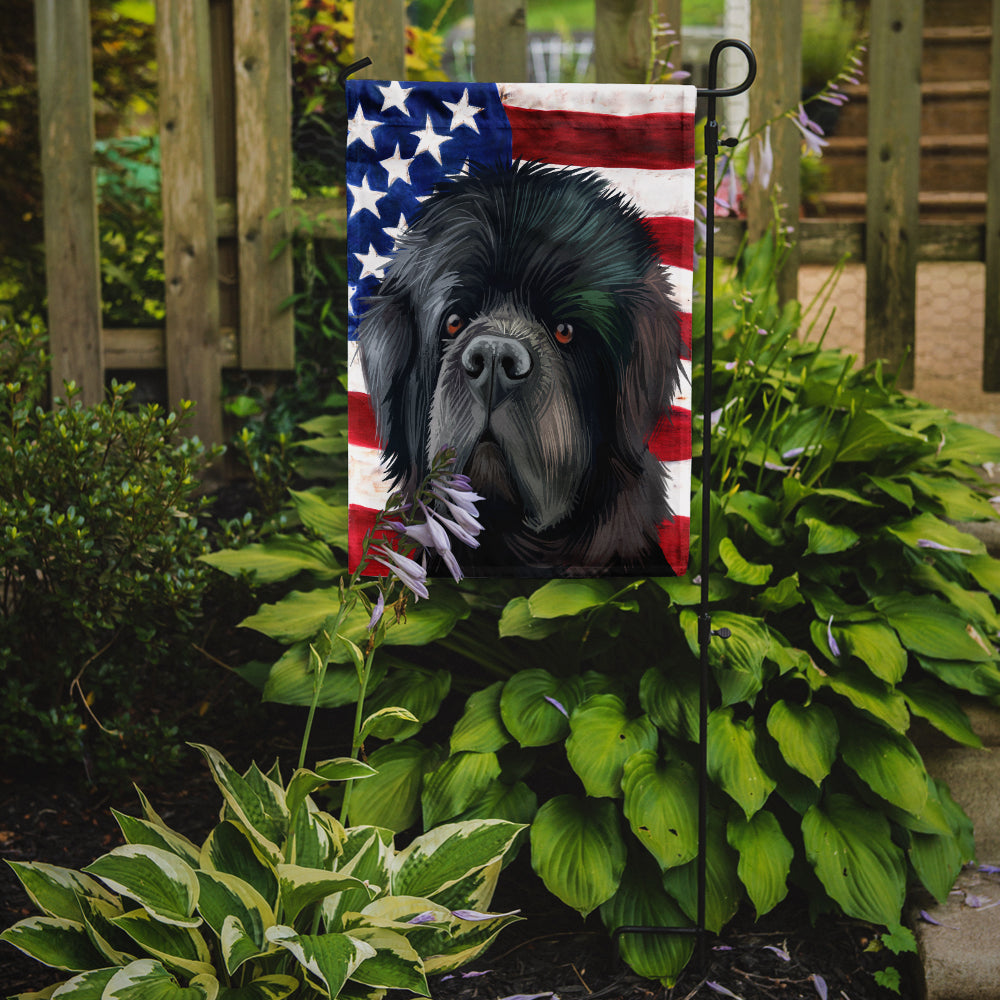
[357,160,682,573]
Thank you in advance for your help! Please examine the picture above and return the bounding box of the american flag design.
[346,80,695,577]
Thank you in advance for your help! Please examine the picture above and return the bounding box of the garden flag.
[347,80,695,578]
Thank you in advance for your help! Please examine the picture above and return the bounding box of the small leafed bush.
[1,743,524,998]
[0,317,218,782]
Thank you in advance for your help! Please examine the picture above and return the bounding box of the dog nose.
[461,335,533,409]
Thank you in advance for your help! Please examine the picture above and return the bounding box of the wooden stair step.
[814,190,987,222]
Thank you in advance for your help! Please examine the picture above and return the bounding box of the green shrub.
[1,743,524,998]
[0,317,220,783]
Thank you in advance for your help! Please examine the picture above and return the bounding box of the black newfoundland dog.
[357,160,684,575]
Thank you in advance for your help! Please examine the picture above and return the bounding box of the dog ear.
[619,266,683,454]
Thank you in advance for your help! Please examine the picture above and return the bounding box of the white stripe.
[666,266,693,315]
[499,82,697,117]
[662,459,692,518]
[347,339,367,393]
[675,358,692,411]
[590,166,695,220]
[349,442,392,510]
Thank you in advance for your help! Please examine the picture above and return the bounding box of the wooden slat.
[594,0,652,84]
[474,0,527,82]
[984,0,1000,390]
[864,0,923,389]
[103,328,238,370]
[354,0,406,80]
[157,0,223,444]
[746,0,801,304]
[233,0,294,369]
[34,0,103,404]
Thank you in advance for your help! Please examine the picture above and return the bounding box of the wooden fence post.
[354,0,406,79]
[157,0,223,445]
[864,0,923,390]
[594,0,655,84]
[34,0,104,405]
[983,0,1000,390]
[474,0,527,82]
[746,0,801,306]
[233,0,294,370]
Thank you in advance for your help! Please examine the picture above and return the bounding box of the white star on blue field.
[346,82,515,339]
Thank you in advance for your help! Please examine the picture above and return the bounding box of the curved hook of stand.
[698,38,757,99]
[337,57,373,91]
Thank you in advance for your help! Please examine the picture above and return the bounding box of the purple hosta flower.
[544,695,569,718]
[979,864,1000,874]
[763,944,791,962]
[827,616,842,657]
[706,983,742,999]
[407,911,438,925]
[747,124,774,191]
[715,156,741,215]
[917,538,973,555]
[367,590,385,631]
[452,908,521,921]
[812,974,828,1000]
[369,543,430,600]
[791,103,829,157]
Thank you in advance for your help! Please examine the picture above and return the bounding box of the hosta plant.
[1,744,523,999]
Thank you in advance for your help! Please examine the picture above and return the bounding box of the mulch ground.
[1,744,913,1000]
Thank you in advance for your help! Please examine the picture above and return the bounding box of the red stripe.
[506,107,694,170]
[348,390,381,450]
[648,407,692,463]
[658,516,690,576]
[644,216,694,271]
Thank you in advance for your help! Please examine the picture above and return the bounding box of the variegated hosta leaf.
[599,853,694,987]
[190,745,287,863]
[706,707,776,819]
[285,760,376,823]
[110,908,214,978]
[424,860,501,916]
[42,966,118,997]
[499,669,585,747]
[323,829,393,931]
[421,751,502,829]
[265,925,376,998]
[0,915,107,971]
[288,801,343,870]
[450,681,511,754]
[200,822,278,910]
[420,906,523,975]
[214,974,300,999]
[621,751,699,871]
[102,958,218,999]
[565,695,658,799]
[765,700,838,786]
[4,861,118,922]
[112,810,202,868]
[727,810,793,917]
[276,864,376,925]
[391,820,524,901]
[802,793,906,926]
[83,845,200,928]
[529,795,626,917]
[195,871,274,974]
[345,926,429,995]
[78,894,135,966]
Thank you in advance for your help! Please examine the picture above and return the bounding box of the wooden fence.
[33,0,1000,445]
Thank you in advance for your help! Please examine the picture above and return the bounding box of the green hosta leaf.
[967,553,1000,597]
[111,909,214,977]
[362,667,451,740]
[727,811,793,918]
[190,746,287,862]
[499,670,584,747]
[681,610,770,706]
[241,589,343,644]
[886,512,985,557]
[566,695,658,798]
[875,594,995,662]
[288,488,348,544]
[901,680,982,748]
[661,811,741,933]
[655,573,738,606]
[718,537,772,586]
[909,827,965,905]
[112,812,201,868]
[755,573,805,614]
[195,871,273,974]
[200,535,342,584]
[835,410,927,463]
[809,661,910,732]
[346,926,428,994]
[916,655,1000,697]
[530,795,626,917]
[526,578,619,617]
[866,474,914,509]
[599,853,694,987]
[906,472,998,521]
[103,959,218,999]
[421,751,502,828]
[261,644,385,709]
[200,822,278,910]
[839,718,929,816]
[450,682,511,754]
[621,751,698,871]
[835,621,907,684]
[83,846,200,928]
[724,490,784,545]
[707,708,776,818]
[347,740,441,832]
[393,820,524,900]
[216,975,299,999]
[802,793,906,926]
[765,700,838,786]
[803,517,859,556]
[911,562,1000,633]
[0,916,107,971]
[5,862,118,922]
[277,865,374,925]
[453,779,538,827]
[639,664,699,742]
[935,421,1000,464]
[265,926,375,998]
[497,596,564,639]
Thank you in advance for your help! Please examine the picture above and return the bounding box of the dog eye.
[445,313,465,337]
[554,322,574,345]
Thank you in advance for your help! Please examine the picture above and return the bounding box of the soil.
[0,743,913,1000]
